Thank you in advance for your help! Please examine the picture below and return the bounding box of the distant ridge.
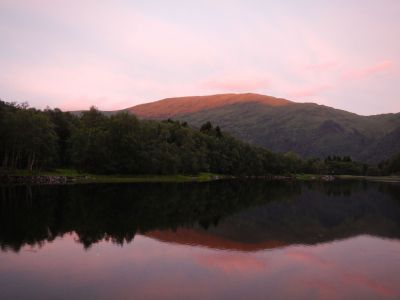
[126,93,292,119]
[74,93,400,162]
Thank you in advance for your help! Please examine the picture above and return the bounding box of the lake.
[0,180,399,300]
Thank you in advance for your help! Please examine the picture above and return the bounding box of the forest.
[0,100,399,176]
[2,180,399,252]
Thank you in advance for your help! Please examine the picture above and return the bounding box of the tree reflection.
[0,181,399,252]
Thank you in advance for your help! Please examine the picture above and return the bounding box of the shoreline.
[0,173,228,185]
[1,170,399,185]
[336,175,400,183]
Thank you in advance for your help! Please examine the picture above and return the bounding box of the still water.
[0,181,399,300]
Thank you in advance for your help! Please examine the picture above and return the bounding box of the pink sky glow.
[0,0,399,115]
[1,234,399,299]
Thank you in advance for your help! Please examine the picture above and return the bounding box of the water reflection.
[1,181,399,251]
[0,181,399,299]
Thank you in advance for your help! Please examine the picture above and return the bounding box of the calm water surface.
[0,181,399,300]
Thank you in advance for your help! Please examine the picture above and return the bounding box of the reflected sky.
[0,233,399,300]
[0,181,399,299]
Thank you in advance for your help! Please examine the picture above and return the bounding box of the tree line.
[0,181,298,251]
[0,100,399,176]
[3,180,398,251]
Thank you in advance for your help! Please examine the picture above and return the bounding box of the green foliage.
[0,101,58,170]
[2,100,394,176]
[379,153,400,175]
[68,108,291,175]
[323,156,364,175]
[162,99,400,163]
[44,108,78,166]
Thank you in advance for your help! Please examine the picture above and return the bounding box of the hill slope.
[125,93,400,162]
[129,93,291,118]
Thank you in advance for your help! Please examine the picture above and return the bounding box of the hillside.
[128,93,291,118]
[146,183,400,251]
[124,93,400,162]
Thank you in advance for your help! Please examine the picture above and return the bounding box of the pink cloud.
[300,279,338,299]
[285,249,332,267]
[343,273,397,297]
[196,253,267,274]
[282,244,399,298]
[1,1,399,115]
[342,60,395,80]
[3,63,198,111]
[203,78,269,91]
[305,61,339,72]
[288,84,332,98]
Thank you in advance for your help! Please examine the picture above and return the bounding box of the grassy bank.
[3,169,227,183]
[293,173,400,183]
[3,169,400,184]
[336,175,400,183]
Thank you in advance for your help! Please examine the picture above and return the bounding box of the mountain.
[128,93,291,118]
[146,183,400,251]
[121,93,400,162]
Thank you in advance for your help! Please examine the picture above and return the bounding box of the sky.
[0,0,399,115]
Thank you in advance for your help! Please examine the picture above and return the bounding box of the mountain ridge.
[125,93,292,119]
[124,93,398,118]
[75,93,400,162]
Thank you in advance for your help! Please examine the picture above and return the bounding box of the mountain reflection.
[1,181,400,252]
